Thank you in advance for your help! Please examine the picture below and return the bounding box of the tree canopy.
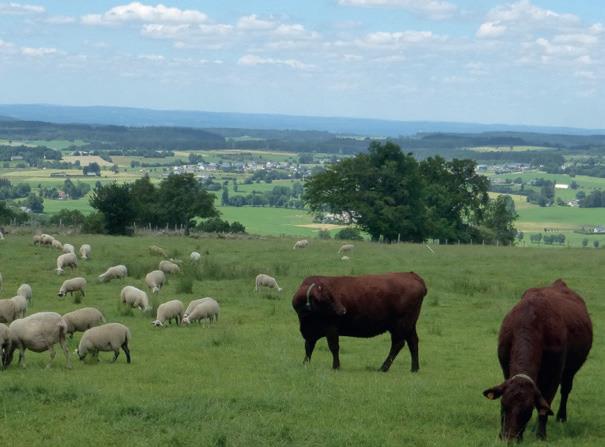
[304,141,516,243]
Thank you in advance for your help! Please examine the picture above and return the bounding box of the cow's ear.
[483,383,506,400]
[535,391,553,416]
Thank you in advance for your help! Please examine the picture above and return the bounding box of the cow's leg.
[380,331,406,372]
[304,338,317,364]
[326,329,340,369]
[557,371,575,422]
[406,327,420,372]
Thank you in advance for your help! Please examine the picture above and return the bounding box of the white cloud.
[44,15,76,25]
[238,54,315,71]
[575,70,596,80]
[476,21,506,39]
[138,54,165,61]
[486,0,579,27]
[358,30,442,48]
[141,23,232,39]
[337,0,457,20]
[21,47,57,57]
[237,14,275,31]
[273,24,319,40]
[0,2,44,15]
[82,2,207,26]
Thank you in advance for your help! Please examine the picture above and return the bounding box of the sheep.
[9,295,27,319]
[120,286,151,312]
[98,265,128,283]
[62,307,105,336]
[341,255,350,261]
[255,274,283,293]
[76,323,131,364]
[3,312,71,369]
[293,239,309,250]
[62,243,75,255]
[190,251,201,262]
[0,322,9,367]
[56,252,78,275]
[145,270,166,294]
[40,234,55,246]
[149,245,168,257]
[58,277,87,298]
[184,297,214,318]
[0,299,18,324]
[159,260,180,274]
[17,284,32,304]
[33,234,42,245]
[79,244,92,260]
[51,238,64,251]
[182,298,219,325]
[338,244,355,255]
[152,299,184,327]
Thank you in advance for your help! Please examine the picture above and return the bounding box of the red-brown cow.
[292,272,427,372]
[483,279,593,441]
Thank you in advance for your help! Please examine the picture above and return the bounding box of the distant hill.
[0,104,603,137]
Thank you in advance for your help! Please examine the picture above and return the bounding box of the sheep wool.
[77,323,131,364]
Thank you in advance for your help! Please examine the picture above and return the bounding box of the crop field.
[0,235,602,446]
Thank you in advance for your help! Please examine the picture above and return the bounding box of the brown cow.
[483,279,593,441]
[292,272,427,372]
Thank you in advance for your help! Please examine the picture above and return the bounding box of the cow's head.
[483,375,552,442]
[303,280,346,316]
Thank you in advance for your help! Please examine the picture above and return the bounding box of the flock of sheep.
[0,234,221,369]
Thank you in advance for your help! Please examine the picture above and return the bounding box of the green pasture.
[217,206,325,237]
[0,139,86,150]
[0,235,602,446]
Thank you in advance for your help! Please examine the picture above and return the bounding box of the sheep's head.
[181,317,191,325]
[151,320,163,327]
[56,268,64,275]
[57,290,66,298]
[152,287,160,294]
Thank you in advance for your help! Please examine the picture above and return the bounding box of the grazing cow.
[483,279,593,442]
[292,272,427,372]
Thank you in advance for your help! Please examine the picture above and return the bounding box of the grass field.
[470,146,552,152]
[218,206,323,237]
[0,235,602,446]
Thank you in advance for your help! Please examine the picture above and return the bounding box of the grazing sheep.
[120,286,151,311]
[152,300,184,327]
[184,297,214,318]
[159,260,180,274]
[145,270,166,294]
[17,284,32,304]
[293,239,309,250]
[58,277,87,298]
[33,234,42,245]
[98,265,128,283]
[3,312,71,369]
[79,244,92,260]
[40,234,55,246]
[0,299,18,324]
[9,295,27,319]
[190,251,201,262]
[76,323,131,364]
[62,307,105,336]
[62,243,75,255]
[149,245,168,257]
[338,244,354,255]
[0,322,9,366]
[51,239,64,251]
[182,298,219,325]
[255,274,283,293]
[56,252,78,275]
[341,256,350,261]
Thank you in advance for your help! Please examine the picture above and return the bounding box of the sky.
[0,1,603,128]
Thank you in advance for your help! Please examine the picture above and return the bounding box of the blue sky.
[0,1,603,128]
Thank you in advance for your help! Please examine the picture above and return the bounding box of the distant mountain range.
[0,104,603,137]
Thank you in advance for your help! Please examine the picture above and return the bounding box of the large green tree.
[89,183,135,234]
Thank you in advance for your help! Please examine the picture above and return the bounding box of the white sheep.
[51,238,64,251]
[4,312,71,369]
[184,297,214,318]
[255,274,283,292]
[152,299,184,327]
[58,277,87,298]
[17,283,32,304]
[62,307,106,336]
[0,299,19,324]
[338,244,355,255]
[149,245,168,257]
[159,260,180,274]
[98,265,128,282]
[293,239,309,250]
[62,243,75,255]
[33,234,42,245]
[40,234,55,246]
[79,244,92,260]
[120,286,151,311]
[341,255,350,261]
[9,295,27,319]
[0,322,9,365]
[76,323,131,364]
[190,251,201,262]
[182,298,219,325]
[56,252,78,275]
[145,270,166,294]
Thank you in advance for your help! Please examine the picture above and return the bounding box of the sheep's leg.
[60,338,72,369]
[18,347,25,368]
[112,350,120,362]
[122,341,131,364]
[47,345,56,369]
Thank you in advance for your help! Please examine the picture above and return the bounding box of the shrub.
[197,217,246,234]
[335,227,363,241]
[49,209,86,227]
[82,212,106,234]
